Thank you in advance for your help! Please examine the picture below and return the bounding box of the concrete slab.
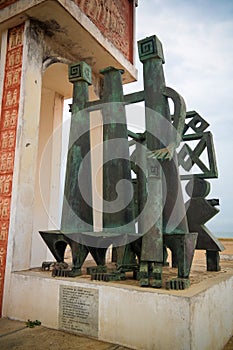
[2,239,233,350]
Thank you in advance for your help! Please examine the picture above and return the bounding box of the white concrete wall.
[2,20,69,313]
[99,285,190,349]
[30,88,64,267]
[90,110,103,231]
[2,19,44,317]
[190,277,233,350]
[4,271,233,350]
[7,20,43,272]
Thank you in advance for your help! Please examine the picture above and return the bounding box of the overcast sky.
[123,0,233,237]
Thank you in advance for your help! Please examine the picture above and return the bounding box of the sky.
[123,0,233,237]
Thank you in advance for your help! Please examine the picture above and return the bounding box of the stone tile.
[0,319,130,350]
[0,318,26,335]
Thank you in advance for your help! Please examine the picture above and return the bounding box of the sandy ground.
[0,239,232,350]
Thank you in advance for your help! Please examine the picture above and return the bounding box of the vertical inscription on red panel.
[75,0,134,62]
[0,23,24,315]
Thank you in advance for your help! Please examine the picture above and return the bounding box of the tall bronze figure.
[135,36,197,289]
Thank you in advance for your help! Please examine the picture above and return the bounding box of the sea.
[216,232,233,239]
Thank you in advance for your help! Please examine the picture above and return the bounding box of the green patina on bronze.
[100,67,135,232]
[39,35,223,289]
[61,62,93,232]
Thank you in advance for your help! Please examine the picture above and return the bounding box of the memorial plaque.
[59,286,99,337]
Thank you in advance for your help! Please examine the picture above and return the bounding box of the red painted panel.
[0,23,24,316]
[74,0,134,62]
[0,0,18,10]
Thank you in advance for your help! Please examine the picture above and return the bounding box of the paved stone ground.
[0,318,232,350]
[0,318,130,350]
[224,336,233,350]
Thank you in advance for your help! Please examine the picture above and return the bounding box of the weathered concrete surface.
[2,240,233,350]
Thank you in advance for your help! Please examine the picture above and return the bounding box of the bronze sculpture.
[40,35,223,289]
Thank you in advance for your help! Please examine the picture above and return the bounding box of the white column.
[3,19,43,314]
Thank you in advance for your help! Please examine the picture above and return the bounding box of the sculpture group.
[40,35,224,289]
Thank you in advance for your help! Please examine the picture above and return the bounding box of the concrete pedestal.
[3,263,233,350]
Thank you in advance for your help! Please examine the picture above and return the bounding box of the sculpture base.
[3,256,233,350]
